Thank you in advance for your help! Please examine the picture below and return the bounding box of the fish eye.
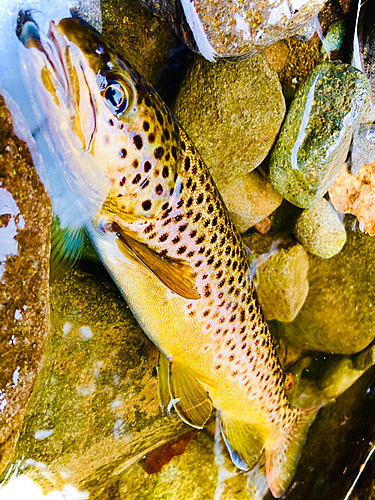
[103,81,128,114]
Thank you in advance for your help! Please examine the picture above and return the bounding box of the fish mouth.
[16,10,97,152]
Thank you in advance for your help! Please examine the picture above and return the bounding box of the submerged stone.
[270,62,371,208]
[173,54,285,191]
[243,232,309,323]
[293,198,346,258]
[0,95,52,476]
[220,170,283,234]
[278,216,375,354]
[5,268,188,493]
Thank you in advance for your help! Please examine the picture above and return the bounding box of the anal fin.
[220,412,267,471]
[265,405,320,498]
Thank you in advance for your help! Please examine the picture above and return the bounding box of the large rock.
[5,268,188,492]
[0,95,52,475]
[138,0,328,59]
[270,62,371,208]
[173,54,285,191]
[277,216,375,354]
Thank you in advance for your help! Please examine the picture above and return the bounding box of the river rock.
[243,231,309,323]
[293,198,346,258]
[277,216,375,354]
[3,267,188,492]
[173,54,285,191]
[138,0,328,60]
[220,170,283,234]
[0,95,52,476]
[270,62,371,208]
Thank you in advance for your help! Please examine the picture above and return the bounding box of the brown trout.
[17,12,318,497]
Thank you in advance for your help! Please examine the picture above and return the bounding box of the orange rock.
[329,161,375,236]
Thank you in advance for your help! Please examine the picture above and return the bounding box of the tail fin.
[220,412,267,472]
[265,406,320,498]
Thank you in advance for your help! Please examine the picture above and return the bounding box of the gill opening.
[79,61,97,152]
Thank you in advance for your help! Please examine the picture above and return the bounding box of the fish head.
[17,12,181,225]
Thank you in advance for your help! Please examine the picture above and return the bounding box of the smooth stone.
[293,198,346,258]
[5,268,188,492]
[243,232,309,323]
[173,54,285,191]
[0,95,52,475]
[220,170,283,234]
[277,215,375,354]
[320,20,346,54]
[270,62,371,208]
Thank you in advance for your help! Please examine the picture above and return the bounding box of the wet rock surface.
[138,0,328,59]
[277,216,375,354]
[0,95,52,476]
[173,54,285,191]
[220,171,283,234]
[293,198,346,258]
[8,267,188,494]
[270,62,371,208]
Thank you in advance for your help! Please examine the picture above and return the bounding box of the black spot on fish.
[156,110,164,125]
[142,200,152,211]
[162,166,169,178]
[140,178,150,189]
[143,121,150,131]
[159,233,168,242]
[144,161,152,173]
[134,135,143,150]
[164,129,170,141]
[148,133,155,143]
[154,147,164,160]
[161,202,169,210]
[119,148,127,158]
[177,246,186,255]
[119,177,126,186]
[133,159,139,168]
[132,173,142,184]
[172,236,180,244]
[156,184,163,195]
[109,119,114,126]
[171,146,177,160]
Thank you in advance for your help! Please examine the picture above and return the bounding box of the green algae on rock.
[293,198,346,258]
[0,95,52,476]
[270,62,371,208]
[5,268,188,494]
[277,216,375,354]
[220,170,283,234]
[173,54,285,191]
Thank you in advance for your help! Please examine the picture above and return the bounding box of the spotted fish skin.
[17,13,318,498]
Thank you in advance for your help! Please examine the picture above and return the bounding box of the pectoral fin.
[157,353,212,429]
[50,217,85,281]
[220,412,267,471]
[113,223,200,300]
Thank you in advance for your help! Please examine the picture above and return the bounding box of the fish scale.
[17,11,319,498]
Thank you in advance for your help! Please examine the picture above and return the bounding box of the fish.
[16,11,319,497]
